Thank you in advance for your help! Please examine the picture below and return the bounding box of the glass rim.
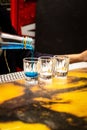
[23,57,38,62]
[38,56,53,60]
[53,55,69,59]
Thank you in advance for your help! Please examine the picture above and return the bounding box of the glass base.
[25,77,38,85]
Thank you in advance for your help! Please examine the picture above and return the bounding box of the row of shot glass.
[23,55,69,85]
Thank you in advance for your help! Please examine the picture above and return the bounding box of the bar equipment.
[0,32,34,50]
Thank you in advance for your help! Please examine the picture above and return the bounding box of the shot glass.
[53,55,69,78]
[38,56,53,84]
[23,57,39,85]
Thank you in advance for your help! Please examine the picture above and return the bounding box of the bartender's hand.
[80,50,87,62]
[67,50,87,63]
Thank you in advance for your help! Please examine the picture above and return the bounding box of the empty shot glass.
[53,55,69,78]
[23,57,39,85]
[38,56,53,84]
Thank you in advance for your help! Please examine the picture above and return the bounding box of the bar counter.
[0,65,87,130]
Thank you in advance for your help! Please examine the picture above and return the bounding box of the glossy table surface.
[0,66,87,130]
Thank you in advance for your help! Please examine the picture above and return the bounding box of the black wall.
[35,0,87,54]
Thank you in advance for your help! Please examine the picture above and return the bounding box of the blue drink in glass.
[25,72,38,78]
[23,57,39,85]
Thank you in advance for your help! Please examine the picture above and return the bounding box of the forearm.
[67,53,82,63]
[67,50,87,63]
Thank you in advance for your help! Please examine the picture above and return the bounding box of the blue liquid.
[0,42,34,50]
[25,72,38,78]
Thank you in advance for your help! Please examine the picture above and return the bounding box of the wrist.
[77,53,82,62]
